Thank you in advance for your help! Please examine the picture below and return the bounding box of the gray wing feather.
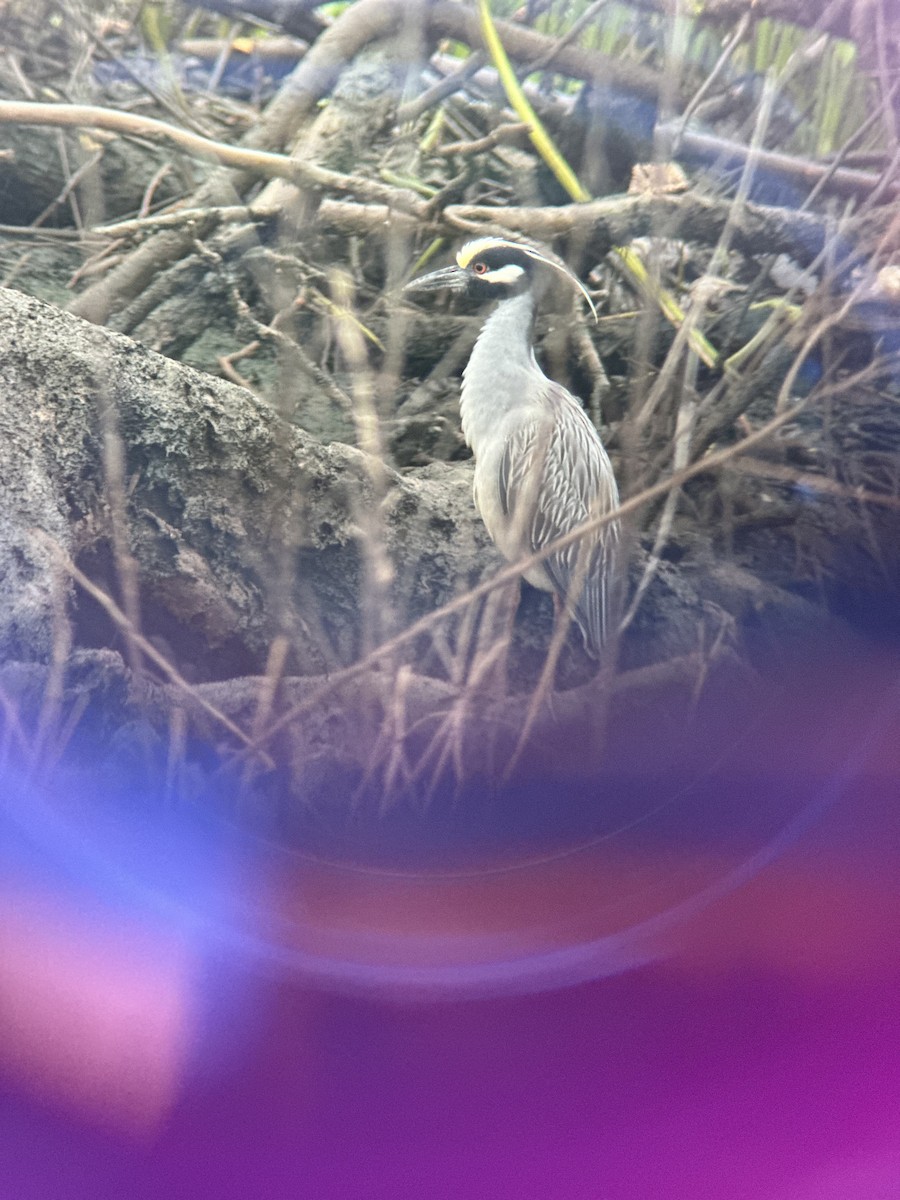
[499,384,619,651]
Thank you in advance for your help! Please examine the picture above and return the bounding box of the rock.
[0,286,496,677]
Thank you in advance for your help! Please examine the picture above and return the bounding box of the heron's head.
[405,236,597,318]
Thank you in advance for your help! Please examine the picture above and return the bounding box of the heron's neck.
[460,291,541,455]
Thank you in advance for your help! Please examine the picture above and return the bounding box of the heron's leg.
[552,592,581,644]
[471,577,520,696]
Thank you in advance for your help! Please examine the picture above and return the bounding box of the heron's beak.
[404,265,468,295]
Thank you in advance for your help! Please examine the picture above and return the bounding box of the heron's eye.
[472,262,488,275]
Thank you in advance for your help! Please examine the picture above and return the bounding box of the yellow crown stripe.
[456,237,509,269]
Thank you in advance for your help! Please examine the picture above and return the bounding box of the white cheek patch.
[484,264,526,285]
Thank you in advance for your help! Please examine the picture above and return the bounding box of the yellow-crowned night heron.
[405,236,620,654]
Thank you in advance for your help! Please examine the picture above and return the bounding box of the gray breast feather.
[498,384,619,650]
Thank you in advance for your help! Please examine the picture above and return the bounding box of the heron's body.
[461,292,551,583]
[406,238,620,654]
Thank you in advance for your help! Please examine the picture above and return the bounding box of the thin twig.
[94,204,260,239]
[0,101,429,216]
[439,122,530,156]
[673,12,751,149]
[33,533,274,767]
[397,52,488,125]
[520,0,613,76]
